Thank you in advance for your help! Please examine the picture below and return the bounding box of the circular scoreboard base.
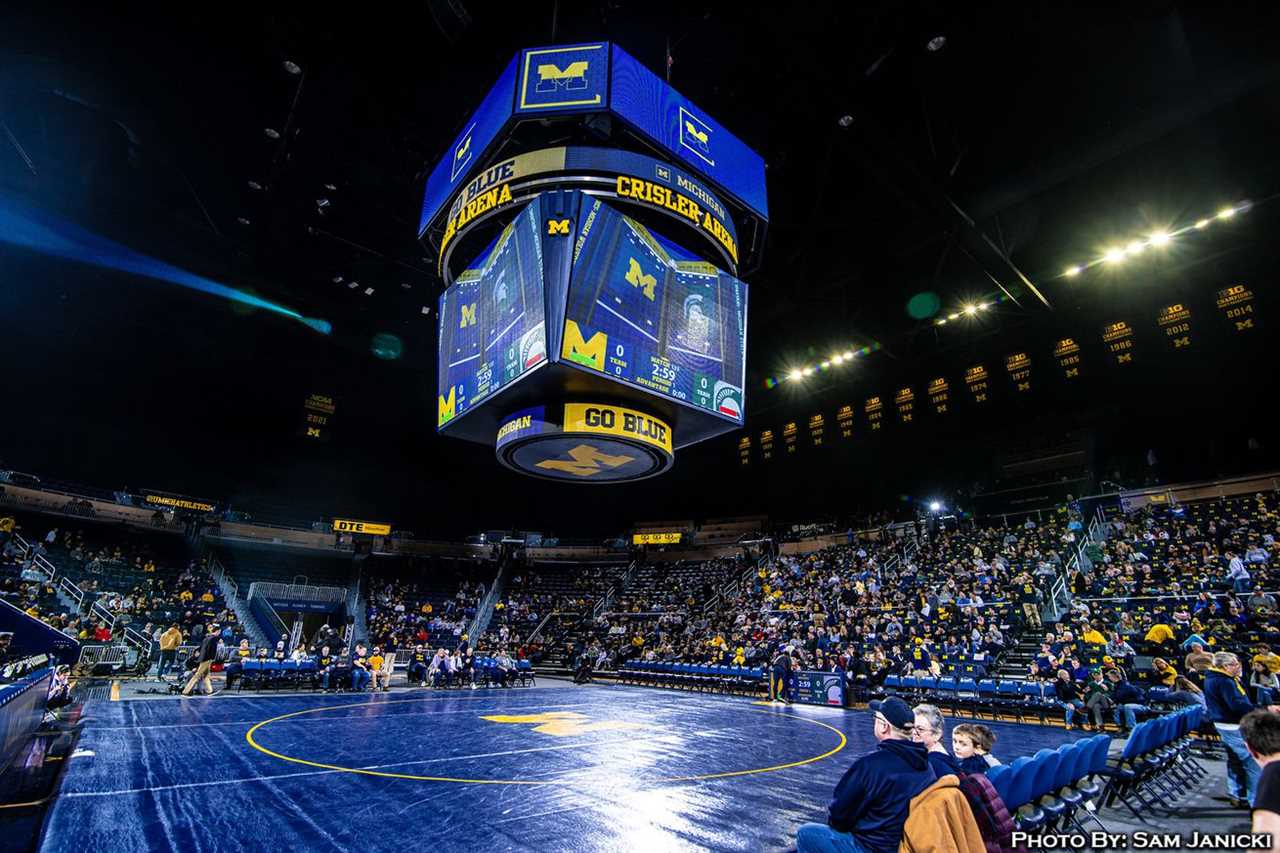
[494,401,674,483]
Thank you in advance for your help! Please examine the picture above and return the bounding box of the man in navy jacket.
[797,696,936,853]
[1205,651,1280,808]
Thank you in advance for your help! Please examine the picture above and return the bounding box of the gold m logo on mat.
[480,711,642,737]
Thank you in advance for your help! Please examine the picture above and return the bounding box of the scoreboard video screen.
[437,202,547,427]
[561,198,747,422]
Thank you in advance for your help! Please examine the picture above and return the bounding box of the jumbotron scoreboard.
[421,43,766,482]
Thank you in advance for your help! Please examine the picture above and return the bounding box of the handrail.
[527,610,557,644]
[249,581,345,602]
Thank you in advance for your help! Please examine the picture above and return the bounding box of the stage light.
[837,115,854,128]
[788,369,803,381]
[964,304,978,316]
[832,354,844,364]
[400,282,412,290]
[332,275,344,283]
[1148,231,1171,246]
[264,127,281,140]
[1218,206,1236,220]
[820,361,830,369]
[1126,240,1145,255]
[421,305,431,315]
[1065,265,1081,277]
[247,180,263,191]
[236,217,250,226]
[283,60,302,75]
[1195,218,1210,229]
[978,303,990,310]
[347,281,358,289]
[937,318,947,325]
[929,501,941,512]
[324,183,337,191]
[948,312,960,320]
[843,351,854,359]
[803,367,815,376]
[316,198,331,209]
[926,35,947,51]
[1103,248,1125,263]
[364,287,374,295]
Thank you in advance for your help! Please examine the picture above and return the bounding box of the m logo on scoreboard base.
[535,444,636,478]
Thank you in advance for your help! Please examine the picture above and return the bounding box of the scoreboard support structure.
[422,43,767,482]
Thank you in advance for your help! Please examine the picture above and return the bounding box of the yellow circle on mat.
[245,697,848,785]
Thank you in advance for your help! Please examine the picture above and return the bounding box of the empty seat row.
[616,661,766,695]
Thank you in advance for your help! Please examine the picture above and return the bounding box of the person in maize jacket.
[1204,651,1280,808]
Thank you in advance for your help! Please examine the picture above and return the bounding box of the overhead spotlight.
[964,304,978,316]
[324,183,337,191]
[421,305,431,316]
[820,361,830,369]
[348,282,359,289]
[1103,248,1126,263]
[929,501,941,512]
[332,274,344,283]
[1217,206,1236,220]
[1126,240,1145,255]
[400,282,412,290]
[937,318,947,325]
[283,60,302,75]
[926,35,947,51]
[1194,218,1210,229]
[788,369,804,381]
[247,180,263,191]
[832,354,844,364]
[364,287,375,295]
[316,198,331,208]
[236,217,251,226]
[842,351,854,359]
[1147,231,1171,247]
[837,114,854,128]
[803,367,815,376]
[1064,266,1081,277]
[264,127,281,140]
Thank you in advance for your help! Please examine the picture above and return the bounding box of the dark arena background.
[2,3,1280,852]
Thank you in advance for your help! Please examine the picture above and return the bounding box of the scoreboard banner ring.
[495,402,674,483]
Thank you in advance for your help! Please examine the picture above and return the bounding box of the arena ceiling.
[2,2,1278,535]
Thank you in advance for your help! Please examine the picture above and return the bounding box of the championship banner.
[333,519,392,536]
[927,377,949,415]
[783,421,798,455]
[792,670,846,707]
[807,413,825,447]
[894,386,915,424]
[1101,320,1136,365]
[1216,284,1258,333]
[1157,303,1193,351]
[865,396,884,431]
[759,429,775,462]
[738,435,751,466]
[633,532,681,545]
[300,392,336,442]
[837,405,854,439]
[1054,338,1082,379]
[1005,352,1032,393]
[964,365,989,403]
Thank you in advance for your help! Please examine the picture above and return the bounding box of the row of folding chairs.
[988,735,1112,841]
[235,659,320,691]
[616,661,766,695]
[880,675,1064,723]
[1099,706,1206,823]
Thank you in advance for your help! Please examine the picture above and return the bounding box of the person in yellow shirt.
[421,602,433,615]
[1151,657,1178,687]
[368,647,390,691]
[733,647,746,666]
[1144,623,1175,646]
[179,590,193,603]
[25,605,39,618]
[200,590,215,604]
[1080,623,1106,645]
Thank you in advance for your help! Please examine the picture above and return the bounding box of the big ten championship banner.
[1217,284,1259,333]
[300,393,336,442]
[738,434,751,466]
[807,413,825,447]
[964,364,990,403]
[837,405,854,439]
[783,421,798,455]
[1101,320,1136,366]
[1054,337,1082,380]
[759,428,775,461]
[1157,303,1193,351]
[792,670,846,707]
[865,395,884,431]
[894,386,915,424]
[1005,352,1032,393]
[927,377,950,415]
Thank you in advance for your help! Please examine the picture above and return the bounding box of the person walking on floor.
[182,622,221,697]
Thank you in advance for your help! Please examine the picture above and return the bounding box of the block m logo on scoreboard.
[679,107,715,167]
[519,44,607,111]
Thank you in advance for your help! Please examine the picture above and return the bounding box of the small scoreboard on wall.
[421,43,766,483]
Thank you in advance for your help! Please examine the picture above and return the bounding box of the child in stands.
[951,723,1000,774]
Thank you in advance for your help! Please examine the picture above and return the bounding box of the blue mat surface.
[41,685,1086,852]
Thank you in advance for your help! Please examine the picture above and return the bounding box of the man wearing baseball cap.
[797,696,936,853]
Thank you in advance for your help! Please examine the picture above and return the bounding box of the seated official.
[368,647,390,691]
[493,650,515,687]
[349,643,372,691]
[316,645,338,691]
[407,645,429,686]
[796,696,935,853]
